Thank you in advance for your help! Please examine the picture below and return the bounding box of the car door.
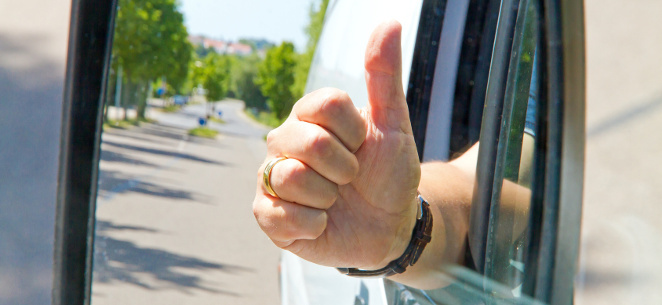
[402,0,584,303]
[48,0,584,304]
[419,0,584,303]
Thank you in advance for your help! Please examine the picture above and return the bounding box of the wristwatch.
[336,194,433,278]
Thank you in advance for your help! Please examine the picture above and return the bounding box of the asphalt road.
[91,100,279,305]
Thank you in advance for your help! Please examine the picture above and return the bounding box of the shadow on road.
[102,140,228,166]
[100,150,161,168]
[102,127,174,146]
[93,220,251,295]
[97,170,212,204]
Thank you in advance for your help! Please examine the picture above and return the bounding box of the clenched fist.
[252,20,421,271]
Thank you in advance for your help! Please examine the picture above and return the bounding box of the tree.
[229,54,268,110]
[291,0,330,99]
[256,42,297,120]
[112,0,192,118]
[200,53,230,102]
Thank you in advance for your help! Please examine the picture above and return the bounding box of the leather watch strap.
[337,194,433,278]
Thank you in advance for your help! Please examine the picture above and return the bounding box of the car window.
[385,0,547,303]
[54,0,585,304]
[483,0,540,294]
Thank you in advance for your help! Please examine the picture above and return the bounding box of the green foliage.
[256,42,297,120]
[104,119,136,130]
[103,117,155,130]
[112,0,193,117]
[162,104,181,112]
[305,0,330,51]
[194,44,216,58]
[244,109,282,128]
[193,53,231,102]
[229,54,268,110]
[188,127,219,138]
[113,0,192,84]
[208,116,226,124]
[238,38,274,51]
[291,0,330,98]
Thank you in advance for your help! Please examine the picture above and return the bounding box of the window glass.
[483,0,540,297]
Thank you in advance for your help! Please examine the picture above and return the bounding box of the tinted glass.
[483,0,540,296]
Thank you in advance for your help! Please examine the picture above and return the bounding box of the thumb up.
[253,20,422,271]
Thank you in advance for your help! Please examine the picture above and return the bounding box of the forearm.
[389,161,473,289]
[387,146,531,289]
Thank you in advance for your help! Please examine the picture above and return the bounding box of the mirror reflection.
[91,0,326,303]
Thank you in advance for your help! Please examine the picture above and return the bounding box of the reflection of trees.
[292,0,330,99]
[108,0,193,119]
[256,42,298,120]
[220,0,330,122]
[229,54,268,111]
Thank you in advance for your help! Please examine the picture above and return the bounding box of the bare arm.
[390,143,531,289]
[389,161,473,289]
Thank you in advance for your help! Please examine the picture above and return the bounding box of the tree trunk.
[136,82,148,120]
[121,80,132,121]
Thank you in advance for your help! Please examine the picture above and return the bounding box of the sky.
[179,0,316,51]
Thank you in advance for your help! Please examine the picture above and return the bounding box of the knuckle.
[252,198,266,223]
[271,161,303,195]
[256,164,263,181]
[254,200,294,241]
[266,128,278,146]
[306,130,334,160]
[283,161,307,186]
[252,199,273,234]
[252,200,260,219]
[319,89,351,116]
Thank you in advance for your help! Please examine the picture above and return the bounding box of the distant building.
[188,35,257,56]
[205,39,227,53]
[188,35,205,46]
[226,42,252,56]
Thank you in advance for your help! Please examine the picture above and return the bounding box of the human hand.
[253,20,421,270]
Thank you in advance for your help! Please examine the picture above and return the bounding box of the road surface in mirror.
[91,99,278,304]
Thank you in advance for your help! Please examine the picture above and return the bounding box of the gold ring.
[263,157,288,198]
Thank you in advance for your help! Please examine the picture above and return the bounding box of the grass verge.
[208,116,226,124]
[188,127,219,139]
[162,104,181,113]
[103,117,156,130]
[244,109,282,128]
